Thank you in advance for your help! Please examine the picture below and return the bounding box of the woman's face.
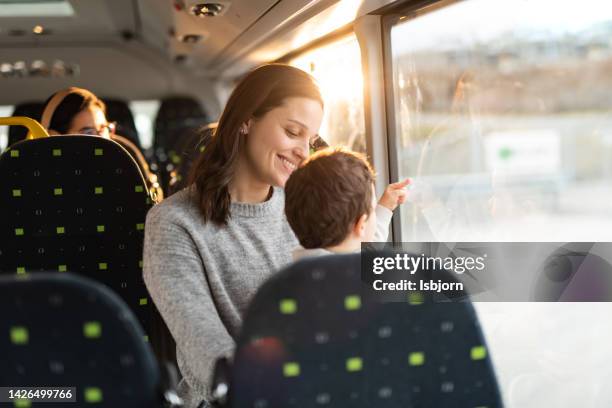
[67,106,112,138]
[244,97,323,187]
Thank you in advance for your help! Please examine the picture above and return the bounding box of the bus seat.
[104,98,142,150]
[8,102,45,147]
[112,133,163,203]
[0,273,182,407]
[212,253,502,407]
[107,135,174,368]
[167,123,216,196]
[0,135,156,348]
[154,96,209,153]
[153,97,209,191]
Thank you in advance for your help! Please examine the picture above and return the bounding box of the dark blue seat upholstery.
[218,253,502,408]
[167,124,214,196]
[0,135,154,340]
[153,97,209,192]
[104,98,141,150]
[0,273,162,407]
[154,96,208,154]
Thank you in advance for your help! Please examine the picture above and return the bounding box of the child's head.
[285,147,377,250]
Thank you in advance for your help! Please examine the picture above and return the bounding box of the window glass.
[290,35,366,152]
[391,0,612,242]
[129,100,160,150]
[390,2,612,407]
[0,105,14,151]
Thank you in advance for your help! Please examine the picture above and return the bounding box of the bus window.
[130,100,160,150]
[290,35,366,152]
[390,0,612,242]
[390,2,612,407]
[0,105,13,151]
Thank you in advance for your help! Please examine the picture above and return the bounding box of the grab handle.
[0,116,49,140]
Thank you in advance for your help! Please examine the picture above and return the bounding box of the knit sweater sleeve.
[143,203,234,402]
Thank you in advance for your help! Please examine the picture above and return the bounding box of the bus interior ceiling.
[0,0,398,115]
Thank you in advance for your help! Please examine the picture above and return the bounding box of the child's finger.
[390,178,411,190]
[396,178,411,187]
[400,178,412,186]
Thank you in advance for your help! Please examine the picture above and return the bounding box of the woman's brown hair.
[41,87,106,134]
[189,64,323,226]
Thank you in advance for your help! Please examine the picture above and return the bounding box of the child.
[285,147,408,260]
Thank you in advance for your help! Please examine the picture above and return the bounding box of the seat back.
[112,134,163,202]
[153,97,209,191]
[0,273,161,407]
[154,96,208,153]
[229,253,502,407]
[104,98,141,149]
[167,123,215,196]
[0,135,154,337]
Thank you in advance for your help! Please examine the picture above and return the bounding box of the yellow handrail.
[0,116,49,140]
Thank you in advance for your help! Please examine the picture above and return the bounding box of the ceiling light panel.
[0,0,75,18]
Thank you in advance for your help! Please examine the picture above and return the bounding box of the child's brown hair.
[285,147,375,249]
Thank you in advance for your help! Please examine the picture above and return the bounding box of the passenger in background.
[38,87,163,201]
[40,87,115,138]
[286,147,408,260]
[143,64,406,407]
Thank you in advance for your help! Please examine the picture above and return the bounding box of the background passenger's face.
[67,106,111,138]
[245,97,323,187]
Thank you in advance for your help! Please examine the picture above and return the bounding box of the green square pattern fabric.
[0,273,160,407]
[229,253,503,408]
[0,136,153,337]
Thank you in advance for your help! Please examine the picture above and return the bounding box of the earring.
[240,126,248,135]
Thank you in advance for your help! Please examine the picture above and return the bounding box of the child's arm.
[374,179,411,241]
[374,205,393,241]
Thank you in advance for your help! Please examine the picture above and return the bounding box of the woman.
[143,64,406,406]
[40,86,115,137]
[39,87,164,199]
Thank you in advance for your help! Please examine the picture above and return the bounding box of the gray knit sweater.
[143,187,298,406]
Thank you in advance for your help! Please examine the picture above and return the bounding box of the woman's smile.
[278,153,298,174]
